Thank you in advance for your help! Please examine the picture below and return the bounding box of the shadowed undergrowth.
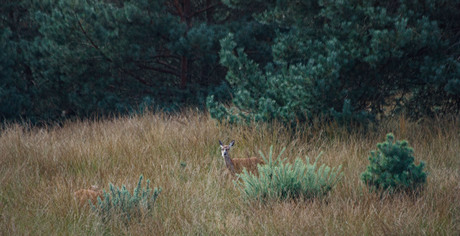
[0,112,459,235]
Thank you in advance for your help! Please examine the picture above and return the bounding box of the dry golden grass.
[0,111,459,235]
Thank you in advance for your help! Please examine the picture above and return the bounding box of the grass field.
[1,112,459,235]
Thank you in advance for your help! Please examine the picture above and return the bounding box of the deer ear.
[219,140,223,146]
[229,140,235,147]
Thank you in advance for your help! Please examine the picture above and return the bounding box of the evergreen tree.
[208,0,460,125]
[361,133,427,193]
[0,1,42,122]
[33,0,230,118]
[1,0,273,123]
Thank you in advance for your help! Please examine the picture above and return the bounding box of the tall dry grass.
[0,111,459,235]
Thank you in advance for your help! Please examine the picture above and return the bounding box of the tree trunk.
[179,0,192,89]
[180,56,188,89]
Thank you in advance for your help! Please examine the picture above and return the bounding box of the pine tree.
[361,133,427,193]
[208,0,460,125]
[0,0,273,123]
[0,1,41,122]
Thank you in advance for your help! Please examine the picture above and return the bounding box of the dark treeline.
[1,0,459,124]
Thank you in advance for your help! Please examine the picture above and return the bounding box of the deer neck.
[223,153,236,173]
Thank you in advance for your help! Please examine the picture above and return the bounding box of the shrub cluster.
[236,133,428,202]
[236,146,343,201]
[91,175,161,223]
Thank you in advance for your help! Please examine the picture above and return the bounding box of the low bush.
[361,133,427,193]
[91,175,161,223]
[236,146,342,201]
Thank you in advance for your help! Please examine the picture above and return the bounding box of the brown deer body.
[74,185,103,207]
[219,140,264,175]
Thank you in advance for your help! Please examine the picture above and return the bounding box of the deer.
[219,140,264,175]
[74,185,104,207]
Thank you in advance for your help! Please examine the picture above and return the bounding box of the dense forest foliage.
[1,0,459,124]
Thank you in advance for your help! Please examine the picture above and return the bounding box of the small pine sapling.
[361,133,427,193]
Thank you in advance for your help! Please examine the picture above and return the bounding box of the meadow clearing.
[0,111,459,235]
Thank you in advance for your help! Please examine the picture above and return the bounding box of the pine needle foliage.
[361,133,427,193]
[91,175,161,223]
[236,146,342,201]
[208,1,460,125]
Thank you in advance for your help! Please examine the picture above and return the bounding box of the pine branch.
[154,60,180,71]
[173,0,184,20]
[137,64,180,77]
[189,2,222,18]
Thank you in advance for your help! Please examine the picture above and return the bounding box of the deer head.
[219,140,235,158]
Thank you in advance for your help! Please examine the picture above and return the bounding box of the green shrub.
[361,133,427,193]
[236,146,342,201]
[91,175,161,223]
